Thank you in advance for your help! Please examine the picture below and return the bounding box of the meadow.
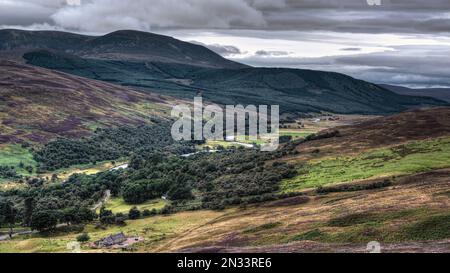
[100,197,169,214]
[281,137,450,192]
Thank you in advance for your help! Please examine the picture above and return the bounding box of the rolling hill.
[2,107,449,253]
[0,60,174,144]
[1,29,447,115]
[0,29,245,69]
[380,84,450,103]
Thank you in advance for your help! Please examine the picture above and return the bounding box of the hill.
[0,60,174,144]
[380,84,450,103]
[22,49,447,115]
[0,29,446,115]
[1,107,449,253]
[0,29,245,69]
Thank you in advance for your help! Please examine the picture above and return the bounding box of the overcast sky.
[1,0,450,87]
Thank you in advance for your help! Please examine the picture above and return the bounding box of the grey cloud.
[0,0,63,25]
[1,0,450,34]
[255,50,290,56]
[190,41,243,56]
[247,0,287,10]
[1,0,449,88]
[341,48,362,51]
[234,45,450,88]
[50,0,266,32]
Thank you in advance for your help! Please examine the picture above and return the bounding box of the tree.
[62,207,95,225]
[23,197,34,227]
[51,174,58,183]
[99,207,115,225]
[142,209,151,217]
[128,207,141,220]
[168,184,194,200]
[0,199,18,238]
[30,210,58,232]
[25,165,33,174]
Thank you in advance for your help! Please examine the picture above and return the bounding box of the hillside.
[0,29,245,69]
[0,29,446,115]
[22,49,448,115]
[0,60,174,144]
[1,107,449,253]
[380,84,450,103]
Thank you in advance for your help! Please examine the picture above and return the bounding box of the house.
[93,232,127,248]
[91,232,144,249]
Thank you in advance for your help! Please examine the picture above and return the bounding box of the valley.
[0,28,449,254]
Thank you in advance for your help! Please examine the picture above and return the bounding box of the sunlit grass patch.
[0,144,37,177]
[100,197,169,214]
[243,222,282,234]
[280,130,316,139]
[281,137,450,191]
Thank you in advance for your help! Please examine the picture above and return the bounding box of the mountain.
[0,60,174,144]
[0,29,245,69]
[23,49,447,115]
[1,29,448,115]
[380,84,450,103]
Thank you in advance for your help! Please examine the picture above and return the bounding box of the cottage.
[94,232,127,248]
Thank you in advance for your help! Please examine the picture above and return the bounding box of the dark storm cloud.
[1,0,450,34]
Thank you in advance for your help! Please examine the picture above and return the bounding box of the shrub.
[128,207,141,220]
[76,233,90,243]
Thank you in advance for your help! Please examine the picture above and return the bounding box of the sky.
[1,0,450,88]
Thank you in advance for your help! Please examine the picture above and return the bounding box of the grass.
[282,137,450,191]
[0,209,226,253]
[0,160,126,189]
[100,197,169,214]
[400,213,450,241]
[288,229,326,242]
[243,222,282,234]
[45,160,126,181]
[280,130,315,139]
[327,208,426,228]
[0,144,37,175]
[285,208,450,244]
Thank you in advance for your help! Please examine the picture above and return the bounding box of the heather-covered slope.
[0,61,173,144]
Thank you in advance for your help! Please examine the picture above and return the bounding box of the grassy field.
[0,145,37,170]
[280,130,316,139]
[0,159,125,190]
[281,137,450,192]
[201,130,316,150]
[100,197,169,214]
[0,210,226,253]
[0,144,37,182]
[43,160,127,182]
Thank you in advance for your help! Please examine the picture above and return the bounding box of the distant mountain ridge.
[1,29,448,115]
[0,29,245,69]
[380,84,450,103]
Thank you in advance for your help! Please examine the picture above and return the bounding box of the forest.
[33,119,196,171]
[0,122,339,232]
